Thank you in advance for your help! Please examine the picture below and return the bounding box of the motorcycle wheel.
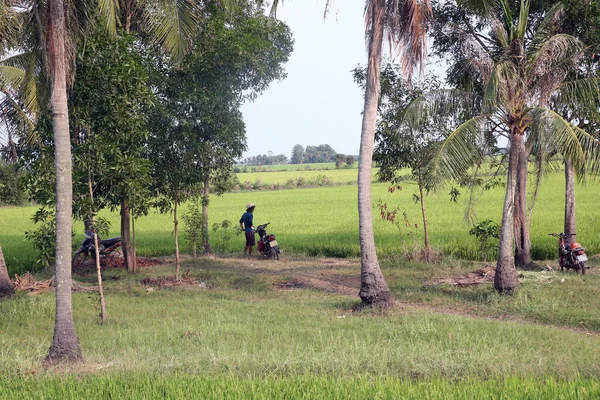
[72,251,88,270]
[270,246,279,260]
[580,261,586,275]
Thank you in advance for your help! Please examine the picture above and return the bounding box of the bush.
[469,220,500,262]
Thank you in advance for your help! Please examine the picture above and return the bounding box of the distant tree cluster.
[243,152,288,165]
[289,144,338,164]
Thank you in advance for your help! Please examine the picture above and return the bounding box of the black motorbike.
[72,231,122,268]
[549,232,588,274]
[256,223,282,260]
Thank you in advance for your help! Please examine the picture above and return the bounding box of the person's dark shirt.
[240,211,254,233]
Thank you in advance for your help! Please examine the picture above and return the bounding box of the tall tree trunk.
[564,159,576,245]
[88,168,107,323]
[202,176,211,255]
[121,200,134,272]
[358,0,391,306]
[45,0,82,363]
[514,137,531,268]
[0,245,14,298]
[174,191,181,278]
[495,131,521,294]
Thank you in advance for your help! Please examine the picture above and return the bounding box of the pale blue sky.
[241,0,367,159]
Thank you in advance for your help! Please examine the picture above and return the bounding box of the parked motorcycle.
[72,231,122,268]
[549,232,588,274]
[256,223,282,260]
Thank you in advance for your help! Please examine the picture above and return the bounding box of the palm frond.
[527,3,563,55]
[143,0,200,63]
[532,108,600,174]
[402,88,481,131]
[515,0,529,41]
[424,114,492,188]
[554,77,600,120]
[0,65,25,89]
[97,0,120,36]
[269,0,283,17]
[387,0,432,80]
[527,34,584,87]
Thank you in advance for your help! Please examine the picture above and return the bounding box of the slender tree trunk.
[45,0,82,363]
[121,200,134,272]
[358,0,391,306]
[417,172,431,258]
[174,190,181,278]
[514,137,531,268]
[131,207,137,273]
[495,131,521,294]
[88,168,107,323]
[0,245,14,298]
[564,159,577,245]
[202,176,211,255]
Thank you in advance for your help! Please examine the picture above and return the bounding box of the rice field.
[1,170,599,275]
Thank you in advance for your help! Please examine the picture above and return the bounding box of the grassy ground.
[2,171,599,275]
[1,255,600,397]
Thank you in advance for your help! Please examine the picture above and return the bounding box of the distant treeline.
[242,144,357,166]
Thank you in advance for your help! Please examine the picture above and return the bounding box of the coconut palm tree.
[271,0,431,306]
[418,0,600,293]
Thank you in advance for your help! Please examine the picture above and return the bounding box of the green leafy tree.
[69,29,153,273]
[291,144,305,164]
[148,3,292,273]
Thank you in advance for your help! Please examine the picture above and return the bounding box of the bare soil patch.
[424,265,495,287]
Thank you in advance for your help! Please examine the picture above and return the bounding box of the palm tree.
[45,0,82,363]
[422,0,600,293]
[271,0,431,306]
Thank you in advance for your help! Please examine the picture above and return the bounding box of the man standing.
[239,203,256,256]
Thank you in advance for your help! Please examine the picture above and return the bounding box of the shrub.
[469,220,500,262]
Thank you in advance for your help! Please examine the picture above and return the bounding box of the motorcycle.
[255,222,282,260]
[72,231,122,268]
[549,232,588,274]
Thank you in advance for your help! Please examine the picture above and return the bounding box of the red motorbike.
[256,223,281,260]
[549,233,588,274]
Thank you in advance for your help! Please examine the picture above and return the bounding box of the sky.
[241,0,367,159]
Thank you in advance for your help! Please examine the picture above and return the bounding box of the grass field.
[2,256,600,397]
[1,171,600,275]
[236,162,348,172]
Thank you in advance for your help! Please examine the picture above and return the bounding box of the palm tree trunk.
[564,159,576,245]
[495,131,520,294]
[121,200,134,272]
[45,0,82,363]
[174,190,181,278]
[202,176,211,255]
[514,137,531,267]
[358,0,390,306]
[0,245,14,298]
